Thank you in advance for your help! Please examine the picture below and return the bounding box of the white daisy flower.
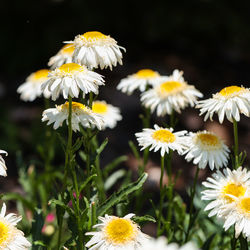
[0,150,7,177]
[41,63,104,101]
[68,31,125,70]
[117,69,165,95]
[222,195,250,241]
[42,101,104,131]
[17,69,51,101]
[135,124,188,157]
[142,237,199,250]
[196,85,250,123]
[201,167,250,218]
[48,44,75,69]
[92,100,122,129]
[0,203,31,249]
[184,130,230,170]
[141,70,203,116]
[85,213,149,250]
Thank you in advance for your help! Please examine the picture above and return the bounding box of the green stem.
[233,119,239,169]
[185,167,200,242]
[157,155,165,236]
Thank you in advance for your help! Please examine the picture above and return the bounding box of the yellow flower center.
[219,86,243,97]
[135,69,159,79]
[158,81,183,96]
[222,183,246,203]
[0,221,10,246]
[31,69,49,81]
[152,129,176,143]
[61,44,75,55]
[104,218,137,245]
[239,197,250,214]
[196,133,221,150]
[82,31,107,40]
[92,102,108,114]
[62,101,89,112]
[58,63,83,75]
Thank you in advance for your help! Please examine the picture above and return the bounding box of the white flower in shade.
[48,44,75,69]
[201,167,250,218]
[0,150,7,177]
[196,85,250,123]
[41,63,104,101]
[69,31,125,70]
[85,213,149,250]
[141,70,203,116]
[117,69,165,95]
[221,194,250,241]
[184,130,230,170]
[0,203,31,249]
[17,69,51,101]
[135,124,187,157]
[92,100,122,129]
[42,101,104,131]
[142,237,199,250]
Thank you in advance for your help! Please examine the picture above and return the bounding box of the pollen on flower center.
[222,183,246,202]
[196,133,221,150]
[82,31,107,40]
[57,63,83,75]
[62,102,88,112]
[219,86,243,97]
[159,81,183,96]
[61,44,75,54]
[104,218,136,244]
[31,69,49,81]
[152,129,176,143]
[92,102,108,114]
[239,197,250,213]
[0,221,10,245]
[135,69,159,79]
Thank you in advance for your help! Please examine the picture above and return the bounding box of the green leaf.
[202,233,216,250]
[31,208,44,249]
[97,173,148,216]
[33,241,47,247]
[90,138,108,164]
[2,193,35,212]
[104,169,126,191]
[103,155,128,178]
[128,140,140,161]
[79,174,97,193]
[49,199,74,216]
[72,136,84,153]
[133,215,156,223]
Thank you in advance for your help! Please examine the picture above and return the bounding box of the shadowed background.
[0,0,249,200]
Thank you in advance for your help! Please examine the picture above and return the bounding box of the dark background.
[0,0,250,188]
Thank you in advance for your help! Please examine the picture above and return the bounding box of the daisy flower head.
[135,124,188,157]
[41,63,104,101]
[17,69,51,101]
[42,101,104,131]
[0,203,31,249]
[201,167,250,218]
[222,194,250,241]
[141,70,203,116]
[196,85,250,123]
[184,130,230,170]
[0,150,7,177]
[142,237,199,250]
[92,100,122,129]
[48,44,75,69]
[69,31,125,70]
[85,213,149,250]
[116,69,165,95]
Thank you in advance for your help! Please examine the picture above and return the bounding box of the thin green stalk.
[157,155,165,236]
[233,119,239,169]
[185,167,200,242]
